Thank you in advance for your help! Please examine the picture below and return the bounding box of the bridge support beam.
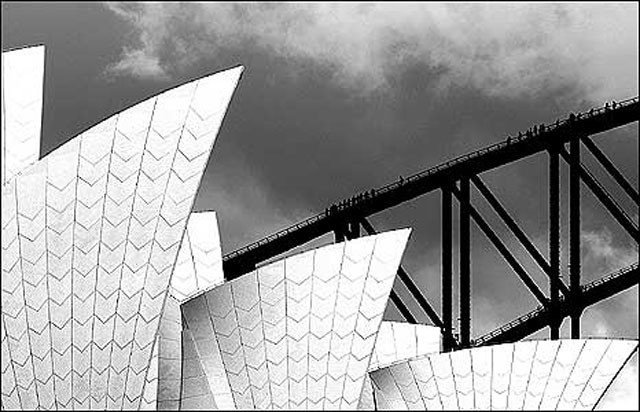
[569,137,582,338]
[349,220,360,239]
[459,178,471,348]
[442,185,453,352]
[389,291,418,324]
[581,135,639,204]
[558,148,639,241]
[549,148,561,340]
[471,176,570,296]
[450,186,547,305]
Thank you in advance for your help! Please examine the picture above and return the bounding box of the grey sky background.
[2,2,638,409]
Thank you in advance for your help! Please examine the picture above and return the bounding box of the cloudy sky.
[2,2,638,408]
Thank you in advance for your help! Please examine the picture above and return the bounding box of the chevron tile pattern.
[369,339,638,410]
[140,295,182,411]
[1,45,44,184]
[181,229,411,410]
[1,65,243,410]
[358,322,441,410]
[369,322,441,372]
[170,211,224,302]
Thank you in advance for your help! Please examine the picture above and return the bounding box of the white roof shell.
[369,321,441,371]
[1,45,45,184]
[180,229,412,410]
[170,211,225,302]
[1,57,243,410]
[369,339,638,410]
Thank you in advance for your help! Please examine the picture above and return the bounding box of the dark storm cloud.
[2,2,638,408]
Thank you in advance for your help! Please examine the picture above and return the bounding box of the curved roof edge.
[368,338,638,410]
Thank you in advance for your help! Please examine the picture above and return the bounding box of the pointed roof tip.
[193,64,244,87]
[221,64,245,78]
[386,226,413,240]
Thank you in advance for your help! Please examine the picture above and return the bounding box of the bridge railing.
[223,96,639,263]
[471,262,639,346]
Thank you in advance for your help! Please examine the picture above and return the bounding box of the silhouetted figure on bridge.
[612,100,617,109]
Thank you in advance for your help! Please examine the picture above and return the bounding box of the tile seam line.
[255,266,276,409]
[103,97,158,409]
[534,340,561,410]
[43,156,59,410]
[572,340,612,409]
[319,241,346,410]
[520,340,539,409]
[551,340,586,410]
[202,285,237,409]
[1,311,23,408]
[339,236,380,408]
[87,109,119,409]
[14,171,43,409]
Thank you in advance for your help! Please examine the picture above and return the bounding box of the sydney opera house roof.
[369,339,638,410]
[1,44,243,409]
[1,44,637,411]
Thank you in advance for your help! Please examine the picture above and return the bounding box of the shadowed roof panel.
[170,211,224,302]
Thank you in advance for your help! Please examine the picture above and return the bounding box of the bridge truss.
[222,96,639,352]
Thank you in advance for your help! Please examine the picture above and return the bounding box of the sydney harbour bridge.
[222,96,639,352]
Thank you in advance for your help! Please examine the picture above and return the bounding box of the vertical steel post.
[349,220,360,239]
[549,148,561,340]
[459,178,471,348]
[334,224,346,243]
[570,137,582,338]
[442,185,453,352]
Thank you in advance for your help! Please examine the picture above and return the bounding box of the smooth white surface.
[1,64,243,410]
[1,45,44,184]
[182,229,411,410]
[171,211,225,302]
[369,339,638,410]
